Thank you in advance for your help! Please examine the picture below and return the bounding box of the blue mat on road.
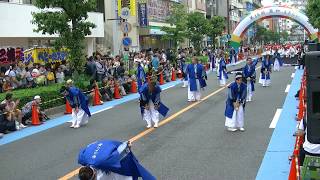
[256,69,303,180]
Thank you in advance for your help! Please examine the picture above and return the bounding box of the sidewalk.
[256,69,303,180]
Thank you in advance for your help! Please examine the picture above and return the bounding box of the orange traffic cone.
[131,80,137,93]
[114,83,122,99]
[288,149,299,180]
[159,73,164,85]
[31,103,41,126]
[93,85,103,106]
[171,68,176,81]
[64,100,72,114]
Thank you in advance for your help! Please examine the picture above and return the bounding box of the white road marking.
[291,73,295,78]
[163,85,175,90]
[269,108,282,128]
[285,85,291,93]
[92,106,114,115]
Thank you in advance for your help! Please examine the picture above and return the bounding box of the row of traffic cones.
[288,70,306,180]
[64,80,139,114]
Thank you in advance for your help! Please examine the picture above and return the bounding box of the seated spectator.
[46,67,55,85]
[17,64,27,88]
[100,78,112,101]
[115,78,126,96]
[2,78,13,92]
[21,95,49,125]
[25,67,35,88]
[0,103,16,135]
[55,67,65,83]
[122,71,132,93]
[1,93,26,129]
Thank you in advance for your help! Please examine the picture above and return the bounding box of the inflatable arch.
[230,6,319,50]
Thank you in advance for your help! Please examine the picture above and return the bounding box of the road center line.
[269,108,283,129]
[59,65,262,180]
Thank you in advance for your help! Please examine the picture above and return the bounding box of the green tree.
[206,16,226,48]
[32,0,96,75]
[254,25,267,43]
[186,12,208,55]
[280,31,289,42]
[306,0,320,29]
[161,3,188,49]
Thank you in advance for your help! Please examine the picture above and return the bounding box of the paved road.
[0,63,295,180]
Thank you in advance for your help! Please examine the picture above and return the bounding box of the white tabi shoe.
[154,122,159,128]
[227,127,237,132]
[146,124,152,128]
[74,124,80,129]
[70,124,75,128]
[239,128,245,132]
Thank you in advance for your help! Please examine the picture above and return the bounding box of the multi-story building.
[243,0,262,44]
[0,0,104,56]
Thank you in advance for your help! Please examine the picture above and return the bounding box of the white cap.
[34,95,41,100]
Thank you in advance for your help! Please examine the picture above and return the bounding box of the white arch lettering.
[230,6,319,50]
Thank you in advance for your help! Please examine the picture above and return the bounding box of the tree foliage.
[306,0,320,29]
[206,16,226,48]
[186,12,208,55]
[161,3,188,49]
[32,0,96,74]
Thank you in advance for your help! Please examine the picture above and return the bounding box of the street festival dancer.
[78,140,156,180]
[218,53,228,87]
[259,54,272,87]
[136,60,146,91]
[139,75,169,128]
[62,79,91,129]
[186,57,207,102]
[242,57,257,102]
[229,47,237,65]
[273,49,283,72]
[225,73,247,132]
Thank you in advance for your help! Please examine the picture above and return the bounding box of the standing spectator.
[1,93,26,129]
[86,56,96,80]
[56,67,65,83]
[21,95,49,125]
[151,54,159,70]
[95,54,105,82]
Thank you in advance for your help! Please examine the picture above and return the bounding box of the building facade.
[0,0,104,56]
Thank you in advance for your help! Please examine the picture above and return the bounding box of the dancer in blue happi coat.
[225,73,247,132]
[208,50,215,71]
[273,49,283,72]
[136,61,146,91]
[218,52,228,86]
[259,54,272,87]
[242,57,257,102]
[78,140,156,180]
[186,57,207,102]
[229,47,237,65]
[62,79,91,129]
[139,76,169,128]
[178,55,188,88]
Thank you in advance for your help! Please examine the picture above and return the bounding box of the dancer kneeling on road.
[225,73,247,132]
[78,140,156,180]
[139,75,169,128]
[61,79,91,129]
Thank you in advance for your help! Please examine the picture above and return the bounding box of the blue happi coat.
[218,58,228,80]
[67,86,91,116]
[273,52,283,66]
[186,63,207,91]
[139,83,169,117]
[137,64,146,91]
[261,58,272,80]
[78,140,156,180]
[225,82,247,118]
[242,63,256,91]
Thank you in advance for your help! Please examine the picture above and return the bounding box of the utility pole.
[227,0,230,35]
